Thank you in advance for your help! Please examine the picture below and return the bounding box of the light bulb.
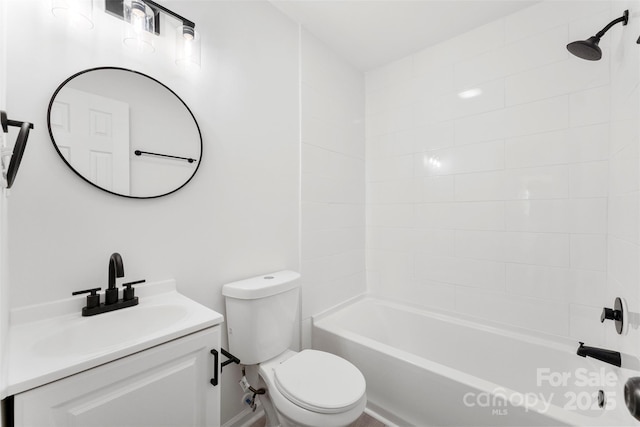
[182,25,195,41]
[130,0,146,18]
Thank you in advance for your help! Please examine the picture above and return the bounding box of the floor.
[249,412,386,427]
[351,413,387,427]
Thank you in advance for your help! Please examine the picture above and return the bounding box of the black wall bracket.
[1,110,33,189]
[209,348,240,387]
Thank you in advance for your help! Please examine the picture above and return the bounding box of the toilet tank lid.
[222,270,300,300]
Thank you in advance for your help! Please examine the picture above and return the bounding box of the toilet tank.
[222,271,300,365]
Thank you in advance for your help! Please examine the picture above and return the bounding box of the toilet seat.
[274,350,366,414]
[258,349,367,427]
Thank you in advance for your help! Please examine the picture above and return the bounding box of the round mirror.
[47,67,202,198]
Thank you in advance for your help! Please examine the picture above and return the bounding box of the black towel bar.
[134,150,196,163]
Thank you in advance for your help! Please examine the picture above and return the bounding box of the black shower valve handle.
[601,307,621,323]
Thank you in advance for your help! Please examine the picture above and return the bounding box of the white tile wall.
[604,0,640,361]
[504,1,609,44]
[300,29,366,329]
[366,0,639,342]
[505,124,609,168]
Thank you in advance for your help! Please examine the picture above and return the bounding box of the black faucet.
[105,252,125,305]
[72,252,144,316]
[577,342,621,367]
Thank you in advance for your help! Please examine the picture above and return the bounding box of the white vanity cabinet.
[13,326,221,427]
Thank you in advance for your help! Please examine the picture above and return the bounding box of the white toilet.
[222,271,366,427]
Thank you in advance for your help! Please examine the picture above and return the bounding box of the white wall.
[365,0,639,347]
[5,0,299,423]
[299,29,366,345]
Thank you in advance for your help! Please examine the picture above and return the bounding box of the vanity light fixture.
[106,0,201,68]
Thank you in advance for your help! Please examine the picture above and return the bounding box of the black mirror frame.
[47,66,203,199]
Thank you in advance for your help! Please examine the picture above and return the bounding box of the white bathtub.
[312,297,638,426]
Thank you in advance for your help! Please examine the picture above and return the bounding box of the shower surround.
[365,0,639,358]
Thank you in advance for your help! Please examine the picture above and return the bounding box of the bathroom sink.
[6,279,224,396]
[32,304,189,357]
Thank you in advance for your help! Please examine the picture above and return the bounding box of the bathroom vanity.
[5,279,223,426]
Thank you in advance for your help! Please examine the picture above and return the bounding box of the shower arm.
[595,10,629,39]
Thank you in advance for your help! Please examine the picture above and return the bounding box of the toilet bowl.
[257,349,366,427]
[222,271,367,427]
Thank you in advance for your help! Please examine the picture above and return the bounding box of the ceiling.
[270,0,539,71]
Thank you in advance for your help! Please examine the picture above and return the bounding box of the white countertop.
[6,279,223,396]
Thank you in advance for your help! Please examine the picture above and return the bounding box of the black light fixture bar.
[143,0,194,30]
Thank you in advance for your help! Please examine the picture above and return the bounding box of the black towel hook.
[1,110,33,189]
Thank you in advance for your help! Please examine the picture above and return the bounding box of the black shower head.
[567,36,602,61]
[567,10,628,61]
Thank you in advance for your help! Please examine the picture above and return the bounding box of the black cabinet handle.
[210,349,219,387]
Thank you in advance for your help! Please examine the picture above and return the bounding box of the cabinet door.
[14,327,220,427]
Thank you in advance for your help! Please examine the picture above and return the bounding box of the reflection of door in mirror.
[49,88,130,195]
